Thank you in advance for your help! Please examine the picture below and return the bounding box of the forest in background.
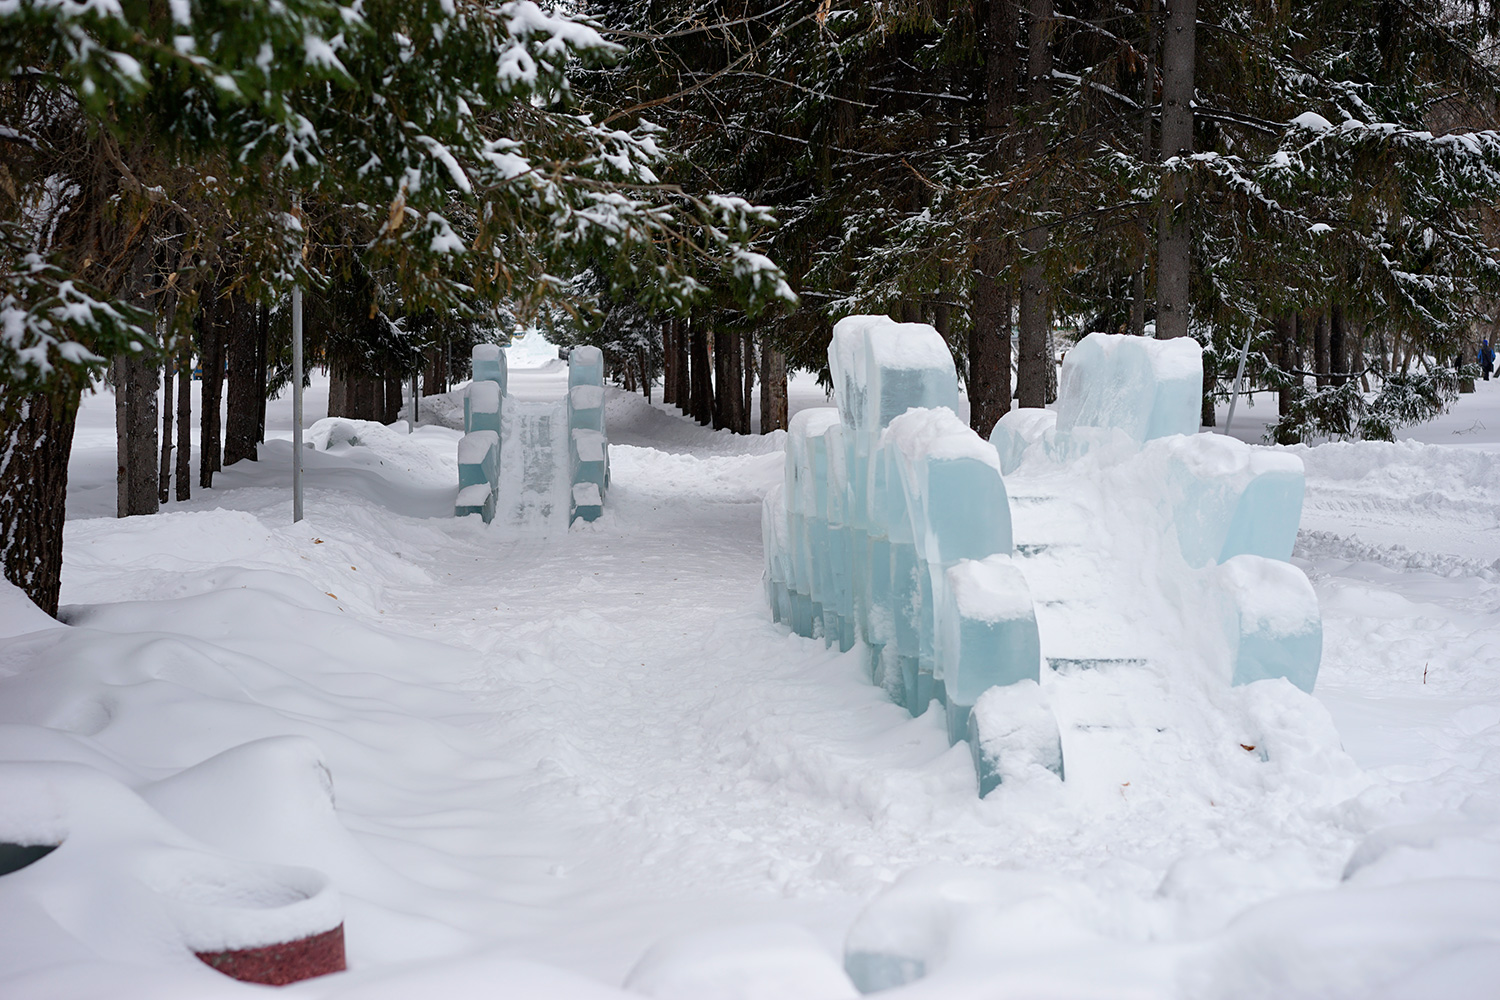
[6,0,1500,616]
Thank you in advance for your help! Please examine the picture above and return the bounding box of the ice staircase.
[455,345,609,527]
[762,317,1322,801]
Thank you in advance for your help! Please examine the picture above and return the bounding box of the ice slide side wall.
[456,345,508,522]
[761,321,1324,801]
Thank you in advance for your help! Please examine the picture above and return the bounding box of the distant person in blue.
[1482,339,1495,381]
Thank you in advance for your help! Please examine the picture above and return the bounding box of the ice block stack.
[455,344,508,522]
[567,346,609,524]
[762,316,1054,796]
[990,332,1322,695]
[762,324,1325,799]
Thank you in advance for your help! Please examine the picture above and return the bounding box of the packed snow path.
[4,359,1500,997]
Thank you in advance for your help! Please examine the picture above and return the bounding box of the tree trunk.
[378,373,396,425]
[115,352,160,517]
[1201,361,1216,427]
[1154,0,1196,340]
[662,319,676,405]
[741,331,755,433]
[713,323,732,431]
[199,292,225,488]
[640,345,653,402]
[0,388,81,616]
[1276,315,1297,417]
[423,343,448,397]
[690,320,714,426]
[328,362,348,418]
[115,356,127,517]
[175,335,192,502]
[970,276,1011,433]
[971,0,1019,428]
[1313,309,1330,387]
[1016,0,1053,408]
[1329,303,1346,385]
[760,340,788,434]
[677,318,692,409]
[224,293,260,466]
[159,348,174,503]
[1130,0,1158,337]
[255,304,270,444]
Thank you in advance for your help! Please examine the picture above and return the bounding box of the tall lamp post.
[292,200,305,522]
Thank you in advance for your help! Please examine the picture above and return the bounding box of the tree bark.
[1275,315,1297,417]
[971,0,1019,429]
[970,276,1012,433]
[255,304,270,444]
[0,388,82,616]
[1313,309,1330,387]
[175,334,192,502]
[199,291,225,488]
[760,340,788,434]
[384,373,403,424]
[742,330,755,433]
[159,348,174,503]
[1329,303,1346,385]
[1154,0,1196,340]
[690,319,713,426]
[662,319,676,405]
[423,343,448,397]
[1130,0,1158,337]
[713,322,733,430]
[115,352,159,516]
[1016,0,1054,408]
[224,293,260,466]
[677,317,692,409]
[328,363,348,419]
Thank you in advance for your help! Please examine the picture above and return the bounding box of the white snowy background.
[2,332,1499,998]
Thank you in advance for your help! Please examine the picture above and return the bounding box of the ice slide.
[763,317,1321,818]
[455,345,610,527]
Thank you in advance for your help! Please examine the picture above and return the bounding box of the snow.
[0,342,1499,997]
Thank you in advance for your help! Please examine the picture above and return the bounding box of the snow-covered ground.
[1,350,1499,998]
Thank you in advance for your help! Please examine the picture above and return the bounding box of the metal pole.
[292,282,304,522]
[1223,325,1254,434]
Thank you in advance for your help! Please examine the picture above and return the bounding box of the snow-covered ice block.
[1153,434,1304,567]
[989,408,1057,475]
[571,481,603,523]
[465,379,501,435]
[626,922,858,1000]
[828,316,960,440]
[1056,332,1202,444]
[1215,555,1323,693]
[457,431,499,491]
[940,556,1041,744]
[456,483,495,523]
[571,428,608,496]
[885,408,1012,567]
[569,384,606,433]
[845,866,1085,993]
[568,345,604,387]
[969,678,1063,796]
[472,343,508,395]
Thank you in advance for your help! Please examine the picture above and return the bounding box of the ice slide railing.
[567,346,609,524]
[761,317,1322,797]
[455,344,508,522]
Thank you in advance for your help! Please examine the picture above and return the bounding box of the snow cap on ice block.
[465,379,501,435]
[940,555,1042,745]
[1214,554,1322,692]
[1056,332,1202,445]
[988,407,1057,475]
[1151,433,1305,567]
[568,345,604,388]
[472,342,508,395]
[458,431,499,492]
